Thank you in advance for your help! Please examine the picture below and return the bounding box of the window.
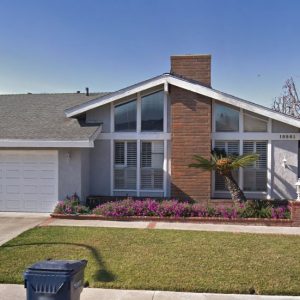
[141,91,164,131]
[243,141,267,191]
[114,141,137,189]
[244,111,268,132]
[215,103,239,132]
[141,141,164,190]
[114,100,137,132]
[214,141,239,191]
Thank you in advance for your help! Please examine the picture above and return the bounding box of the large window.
[114,100,137,132]
[244,111,268,132]
[141,141,164,190]
[243,141,267,191]
[141,91,164,131]
[215,103,239,132]
[214,140,239,191]
[114,140,164,191]
[114,141,137,189]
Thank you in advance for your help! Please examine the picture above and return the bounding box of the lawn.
[0,227,300,295]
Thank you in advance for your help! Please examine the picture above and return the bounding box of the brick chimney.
[169,54,212,203]
[170,54,211,87]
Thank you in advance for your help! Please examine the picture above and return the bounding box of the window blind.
[114,141,137,190]
[141,141,164,190]
[214,140,239,191]
[243,141,267,191]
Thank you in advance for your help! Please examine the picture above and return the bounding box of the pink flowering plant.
[53,195,290,219]
[53,193,91,215]
[91,198,290,219]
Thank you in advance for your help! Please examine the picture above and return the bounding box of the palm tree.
[189,150,259,202]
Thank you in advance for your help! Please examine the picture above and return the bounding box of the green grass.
[0,226,300,295]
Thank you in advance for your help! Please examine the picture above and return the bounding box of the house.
[0,54,299,212]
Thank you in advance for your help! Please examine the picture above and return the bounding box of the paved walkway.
[1,284,299,300]
[44,218,300,235]
[0,212,49,246]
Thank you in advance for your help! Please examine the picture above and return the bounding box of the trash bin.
[24,260,87,300]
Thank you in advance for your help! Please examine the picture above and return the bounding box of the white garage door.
[0,150,58,212]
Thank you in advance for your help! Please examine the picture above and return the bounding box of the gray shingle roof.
[0,93,108,140]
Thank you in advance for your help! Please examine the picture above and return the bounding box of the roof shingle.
[0,93,107,141]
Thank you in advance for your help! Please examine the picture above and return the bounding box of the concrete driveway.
[0,212,49,246]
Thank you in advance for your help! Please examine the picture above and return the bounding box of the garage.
[0,150,58,212]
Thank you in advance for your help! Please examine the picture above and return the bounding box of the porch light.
[295,179,300,201]
[282,157,287,168]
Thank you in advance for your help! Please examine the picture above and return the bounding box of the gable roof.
[65,74,300,128]
[0,92,107,147]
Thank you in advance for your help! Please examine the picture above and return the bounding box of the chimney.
[170,54,211,87]
[85,87,89,96]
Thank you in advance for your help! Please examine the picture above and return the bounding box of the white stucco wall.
[271,140,298,199]
[86,103,111,133]
[81,148,90,201]
[58,149,82,200]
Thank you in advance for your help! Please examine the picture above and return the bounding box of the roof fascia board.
[166,76,300,128]
[65,76,167,117]
[65,72,300,128]
[0,140,94,148]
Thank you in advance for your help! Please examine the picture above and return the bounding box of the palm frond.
[188,155,215,171]
[231,154,259,169]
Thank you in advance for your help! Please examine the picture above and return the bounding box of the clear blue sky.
[0,0,299,107]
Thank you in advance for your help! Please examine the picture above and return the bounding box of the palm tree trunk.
[224,172,246,202]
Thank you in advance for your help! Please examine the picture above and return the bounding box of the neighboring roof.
[65,74,300,128]
[0,92,107,147]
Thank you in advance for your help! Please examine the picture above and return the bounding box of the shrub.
[53,193,91,215]
[92,198,290,220]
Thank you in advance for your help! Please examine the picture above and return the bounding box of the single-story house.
[0,54,299,212]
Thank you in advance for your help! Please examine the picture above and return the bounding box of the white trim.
[89,125,103,142]
[65,76,166,117]
[65,74,300,129]
[166,75,300,128]
[0,139,95,148]
[212,99,216,133]
[239,108,244,133]
[110,102,114,132]
[137,93,141,133]
[239,139,243,191]
[212,132,300,140]
[98,132,171,140]
[267,140,272,199]
[211,139,215,197]
[110,139,114,196]
[136,139,141,196]
[163,82,168,133]
[163,139,168,197]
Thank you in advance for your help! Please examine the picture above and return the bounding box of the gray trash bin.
[24,260,87,300]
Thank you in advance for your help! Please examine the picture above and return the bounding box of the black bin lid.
[28,260,87,273]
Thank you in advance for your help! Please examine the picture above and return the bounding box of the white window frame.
[212,100,272,198]
[113,140,137,192]
[110,84,169,197]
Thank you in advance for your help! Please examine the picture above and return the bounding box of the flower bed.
[53,195,291,222]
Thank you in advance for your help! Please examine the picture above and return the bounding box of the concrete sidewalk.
[1,284,300,300]
[45,218,300,235]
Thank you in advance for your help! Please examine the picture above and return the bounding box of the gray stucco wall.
[58,149,82,200]
[89,140,111,195]
[81,149,90,201]
[271,140,298,199]
[86,103,111,133]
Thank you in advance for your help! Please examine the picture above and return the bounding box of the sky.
[0,0,299,108]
